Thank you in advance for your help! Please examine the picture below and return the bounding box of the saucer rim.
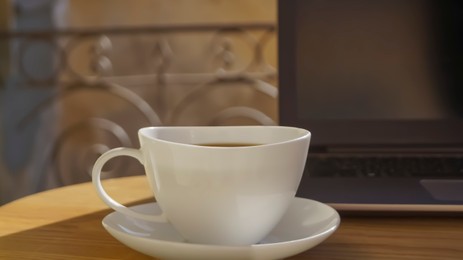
[102,197,340,258]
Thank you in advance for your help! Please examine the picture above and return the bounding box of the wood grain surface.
[1,175,462,259]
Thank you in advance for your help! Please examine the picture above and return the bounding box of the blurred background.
[0,0,278,204]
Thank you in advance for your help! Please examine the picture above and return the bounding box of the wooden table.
[1,175,462,259]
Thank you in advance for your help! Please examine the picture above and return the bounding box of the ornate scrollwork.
[49,117,132,186]
[168,74,277,125]
[210,106,277,126]
[1,23,277,203]
[18,79,162,188]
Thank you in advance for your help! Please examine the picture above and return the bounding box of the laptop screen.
[279,0,463,147]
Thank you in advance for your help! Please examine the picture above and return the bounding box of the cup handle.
[92,147,167,222]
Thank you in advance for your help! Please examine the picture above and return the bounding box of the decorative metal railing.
[0,23,277,203]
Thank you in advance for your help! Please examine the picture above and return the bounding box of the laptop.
[278,0,463,214]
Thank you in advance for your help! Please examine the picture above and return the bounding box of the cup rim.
[138,126,310,149]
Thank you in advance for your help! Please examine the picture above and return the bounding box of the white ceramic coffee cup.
[92,126,310,246]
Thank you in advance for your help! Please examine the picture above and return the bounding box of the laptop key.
[307,155,463,178]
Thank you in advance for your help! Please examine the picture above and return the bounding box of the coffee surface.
[196,143,262,147]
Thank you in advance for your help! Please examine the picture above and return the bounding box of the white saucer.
[102,197,340,260]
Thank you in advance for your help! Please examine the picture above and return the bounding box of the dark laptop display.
[278,0,463,212]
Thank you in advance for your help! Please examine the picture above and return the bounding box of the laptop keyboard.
[306,154,463,178]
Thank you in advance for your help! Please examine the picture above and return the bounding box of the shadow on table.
[0,198,155,259]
